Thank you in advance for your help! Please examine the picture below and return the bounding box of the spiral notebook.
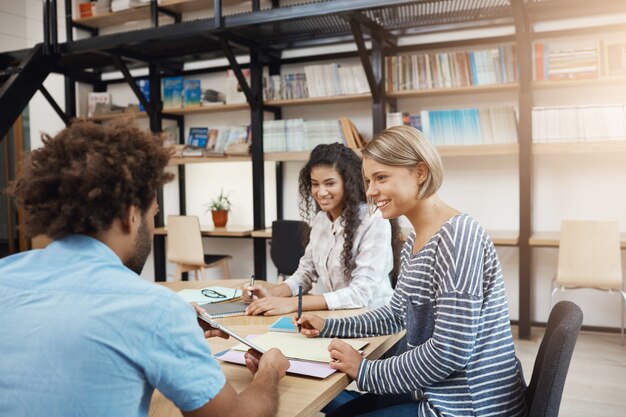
[199,300,248,318]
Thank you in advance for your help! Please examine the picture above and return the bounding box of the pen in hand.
[248,275,255,298]
[297,285,303,332]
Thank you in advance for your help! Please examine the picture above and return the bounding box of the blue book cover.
[269,316,297,333]
[187,127,209,148]
[137,79,150,112]
[163,76,184,109]
[183,79,202,107]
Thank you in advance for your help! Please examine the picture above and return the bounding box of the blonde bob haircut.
[362,125,443,199]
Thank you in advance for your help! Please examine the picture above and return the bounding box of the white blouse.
[284,204,394,310]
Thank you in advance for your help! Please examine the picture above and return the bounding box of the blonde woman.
[298,126,527,417]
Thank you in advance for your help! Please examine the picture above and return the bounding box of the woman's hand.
[241,284,270,303]
[328,339,363,380]
[294,313,325,338]
[245,297,296,316]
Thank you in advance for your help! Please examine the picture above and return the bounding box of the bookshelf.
[28,0,624,339]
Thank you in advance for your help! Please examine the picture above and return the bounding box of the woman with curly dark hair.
[244,142,400,316]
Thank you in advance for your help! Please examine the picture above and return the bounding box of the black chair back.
[270,220,310,276]
[526,300,583,417]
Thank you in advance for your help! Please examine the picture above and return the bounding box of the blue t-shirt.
[0,235,225,417]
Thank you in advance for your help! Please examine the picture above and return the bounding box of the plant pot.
[211,210,229,228]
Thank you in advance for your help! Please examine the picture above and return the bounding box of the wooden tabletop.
[149,279,404,417]
[154,225,254,237]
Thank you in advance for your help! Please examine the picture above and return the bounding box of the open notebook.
[231,332,368,363]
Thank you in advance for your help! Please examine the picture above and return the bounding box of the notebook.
[199,300,248,318]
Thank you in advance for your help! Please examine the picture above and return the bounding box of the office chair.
[525,301,583,417]
[167,215,232,280]
[551,220,625,344]
[270,220,310,282]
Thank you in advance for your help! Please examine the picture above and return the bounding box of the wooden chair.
[551,220,625,344]
[525,301,583,417]
[167,215,232,280]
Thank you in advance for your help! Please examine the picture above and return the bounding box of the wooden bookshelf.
[164,103,249,115]
[74,6,154,28]
[80,111,148,122]
[438,143,518,157]
[533,77,626,90]
[169,154,250,165]
[533,140,626,155]
[265,93,371,107]
[529,232,626,249]
[386,83,519,99]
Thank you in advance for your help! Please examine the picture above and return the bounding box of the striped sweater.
[320,214,527,417]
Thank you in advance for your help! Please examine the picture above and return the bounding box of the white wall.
[2,3,625,328]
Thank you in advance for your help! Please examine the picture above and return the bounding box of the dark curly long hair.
[298,143,367,280]
[7,119,174,239]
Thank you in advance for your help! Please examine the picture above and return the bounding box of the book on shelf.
[303,63,369,98]
[534,40,599,81]
[163,125,179,146]
[263,118,361,153]
[87,92,111,117]
[163,76,184,109]
[532,104,626,143]
[183,79,202,108]
[604,41,626,77]
[226,69,250,104]
[202,89,225,105]
[111,0,149,12]
[187,127,209,148]
[136,79,150,112]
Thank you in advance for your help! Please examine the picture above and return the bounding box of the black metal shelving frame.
[1,0,625,339]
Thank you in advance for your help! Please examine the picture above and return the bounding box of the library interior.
[0,1,625,416]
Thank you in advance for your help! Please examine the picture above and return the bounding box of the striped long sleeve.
[322,214,527,417]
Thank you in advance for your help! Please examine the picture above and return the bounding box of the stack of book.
[264,73,308,101]
[111,0,149,12]
[181,126,250,157]
[532,104,626,142]
[303,64,369,98]
[534,40,599,81]
[385,45,517,91]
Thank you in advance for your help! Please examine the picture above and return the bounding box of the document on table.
[230,332,368,363]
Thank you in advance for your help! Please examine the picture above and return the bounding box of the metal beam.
[220,39,254,105]
[513,0,533,341]
[111,55,152,119]
[39,85,71,126]
[350,20,380,102]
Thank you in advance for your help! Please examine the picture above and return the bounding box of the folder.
[199,300,248,318]
[230,332,368,363]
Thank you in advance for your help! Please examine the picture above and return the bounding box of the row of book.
[385,45,517,91]
[302,64,370,98]
[263,117,364,153]
[532,104,626,142]
[387,107,518,146]
[534,40,626,81]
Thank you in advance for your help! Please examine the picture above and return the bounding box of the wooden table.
[154,225,254,237]
[149,279,405,417]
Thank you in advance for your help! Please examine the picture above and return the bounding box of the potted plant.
[206,189,232,228]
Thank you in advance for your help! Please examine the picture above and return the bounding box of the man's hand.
[245,297,296,316]
[328,339,363,380]
[249,348,289,379]
[294,313,325,337]
[193,304,229,339]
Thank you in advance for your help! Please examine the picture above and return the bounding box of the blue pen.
[297,285,303,332]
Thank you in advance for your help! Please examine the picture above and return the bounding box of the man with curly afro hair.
[0,120,288,417]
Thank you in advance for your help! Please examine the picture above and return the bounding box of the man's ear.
[415,161,429,185]
[121,205,141,234]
